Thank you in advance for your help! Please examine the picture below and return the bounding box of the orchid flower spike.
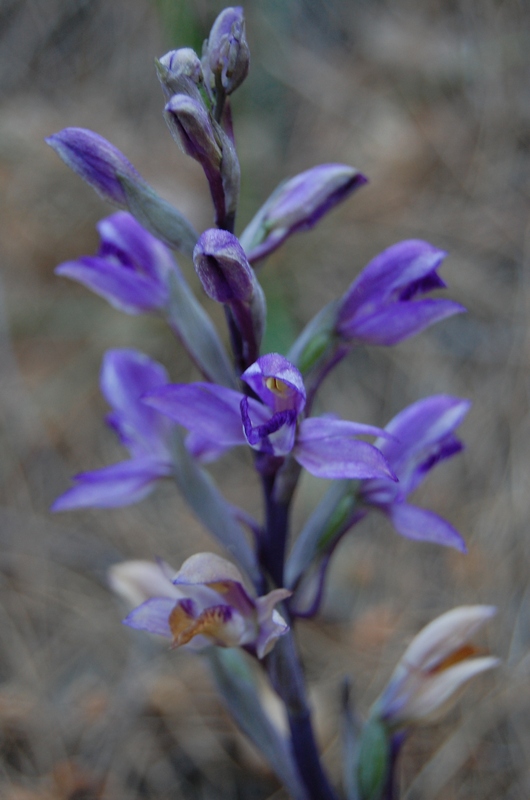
[374,605,499,728]
[110,553,291,659]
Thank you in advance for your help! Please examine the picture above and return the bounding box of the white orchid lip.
[376,605,499,727]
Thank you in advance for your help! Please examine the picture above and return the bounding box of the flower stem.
[266,634,339,800]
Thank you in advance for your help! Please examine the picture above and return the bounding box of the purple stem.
[261,470,338,800]
[261,471,290,586]
[382,732,406,800]
[266,634,339,800]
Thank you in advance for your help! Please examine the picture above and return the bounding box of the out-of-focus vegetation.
[0,1,528,797]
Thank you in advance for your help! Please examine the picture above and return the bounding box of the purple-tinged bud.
[240,164,367,264]
[203,7,250,95]
[164,94,222,166]
[45,128,144,207]
[194,229,254,303]
[193,229,265,366]
[156,48,204,102]
[164,94,240,230]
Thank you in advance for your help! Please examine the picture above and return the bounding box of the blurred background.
[0,0,529,797]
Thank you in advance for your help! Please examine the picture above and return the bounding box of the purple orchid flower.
[52,349,174,510]
[361,395,471,550]
[111,552,291,659]
[336,239,465,346]
[145,353,396,482]
[56,212,178,314]
[239,164,367,264]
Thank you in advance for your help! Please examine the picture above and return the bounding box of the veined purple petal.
[144,383,258,446]
[46,128,144,206]
[123,597,177,637]
[240,397,297,455]
[376,396,471,467]
[338,240,447,323]
[339,299,465,345]
[242,354,306,414]
[185,431,235,463]
[293,436,396,481]
[241,165,367,263]
[387,503,467,552]
[97,212,177,284]
[298,416,391,441]
[51,458,170,511]
[101,350,172,459]
[55,257,166,314]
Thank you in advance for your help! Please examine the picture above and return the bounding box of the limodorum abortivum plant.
[47,8,498,799]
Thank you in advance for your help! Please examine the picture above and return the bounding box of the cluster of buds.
[47,7,498,800]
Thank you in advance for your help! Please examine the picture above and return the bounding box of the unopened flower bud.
[203,6,250,95]
[164,94,222,167]
[46,127,145,207]
[240,164,367,263]
[156,48,204,101]
[194,229,254,302]
[375,605,499,728]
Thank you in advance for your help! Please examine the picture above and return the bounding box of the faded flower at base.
[111,552,291,659]
[373,605,499,728]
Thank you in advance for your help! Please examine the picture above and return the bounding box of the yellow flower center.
[265,377,291,397]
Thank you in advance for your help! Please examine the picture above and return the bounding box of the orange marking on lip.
[429,644,481,674]
[169,603,232,648]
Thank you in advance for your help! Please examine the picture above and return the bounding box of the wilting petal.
[294,425,396,481]
[386,503,467,552]
[124,597,178,638]
[242,354,306,414]
[401,656,500,722]
[109,560,182,606]
[255,589,291,658]
[144,383,259,446]
[174,551,247,587]
[377,605,498,726]
[51,458,171,510]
